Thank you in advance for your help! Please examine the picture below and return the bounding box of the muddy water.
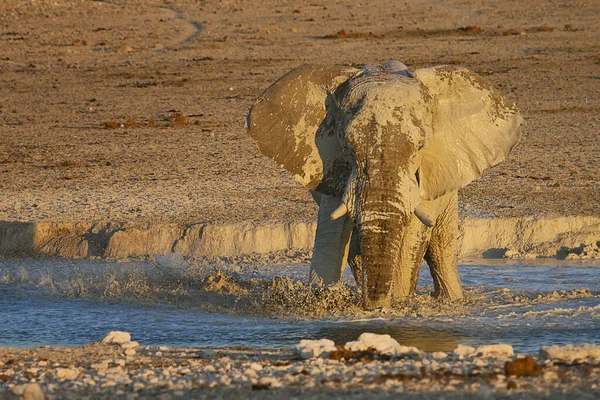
[0,257,598,353]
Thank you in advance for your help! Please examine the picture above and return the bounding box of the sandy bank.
[0,217,598,261]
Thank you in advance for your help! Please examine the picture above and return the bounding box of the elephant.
[246,61,523,309]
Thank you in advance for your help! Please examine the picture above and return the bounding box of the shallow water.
[0,258,598,353]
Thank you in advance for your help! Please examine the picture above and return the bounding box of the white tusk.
[414,205,434,227]
[330,203,348,220]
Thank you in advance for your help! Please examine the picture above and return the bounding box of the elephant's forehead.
[341,72,432,146]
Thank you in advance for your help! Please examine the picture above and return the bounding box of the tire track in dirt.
[91,0,204,49]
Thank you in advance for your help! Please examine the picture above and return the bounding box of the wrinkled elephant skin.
[247,61,522,309]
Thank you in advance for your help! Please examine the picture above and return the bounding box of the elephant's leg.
[391,214,431,301]
[424,192,463,300]
[347,227,363,288]
[309,193,354,285]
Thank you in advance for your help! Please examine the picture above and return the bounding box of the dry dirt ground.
[0,0,599,226]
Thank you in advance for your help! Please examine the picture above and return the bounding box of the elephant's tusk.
[330,203,348,220]
[414,205,434,227]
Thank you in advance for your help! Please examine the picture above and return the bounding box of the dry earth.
[0,0,598,226]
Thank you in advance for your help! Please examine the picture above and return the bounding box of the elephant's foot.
[430,275,463,301]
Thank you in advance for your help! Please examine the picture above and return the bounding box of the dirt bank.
[0,0,598,228]
[1,217,599,261]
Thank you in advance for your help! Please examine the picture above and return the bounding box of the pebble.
[454,345,476,357]
[121,341,140,350]
[249,362,263,371]
[102,331,131,345]
[54,368,79,379]
[125,348,136,356]
[12,383,45,400]
[475,344,514,358]
[295,338,337,359]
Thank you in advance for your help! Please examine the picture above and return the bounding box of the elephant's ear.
[247,64,360,192]
[413,66,523,200]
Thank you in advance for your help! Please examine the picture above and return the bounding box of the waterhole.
[0,257,598,353]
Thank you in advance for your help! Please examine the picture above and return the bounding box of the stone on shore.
[54,367,79,379]
[454,345,476,357]
[540,344,600,363]
[12,383,44,400]
[295,339,337,359]
[475,344,514,358]
[505,356,542,377]
[102,331,131,345]
[344,333,420,357]
[121,341,139,350]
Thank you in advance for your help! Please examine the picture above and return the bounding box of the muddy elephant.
[247,61,522,309]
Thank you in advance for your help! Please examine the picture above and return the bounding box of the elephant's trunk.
[357,172,422,309]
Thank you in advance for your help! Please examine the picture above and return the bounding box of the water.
[0,258,598,353]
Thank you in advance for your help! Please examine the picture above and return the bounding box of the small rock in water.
[295,339,337,359]
[102,331,131,345]
[432,351,448,359]
[345,333,420,357]
[540,343,600,363]
[475,344,514,358]
[505,356,542,377]
[12,383,44,400]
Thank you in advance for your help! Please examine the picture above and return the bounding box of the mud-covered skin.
[247,62,522,309]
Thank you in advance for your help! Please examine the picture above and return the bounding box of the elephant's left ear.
[413,66,523,200]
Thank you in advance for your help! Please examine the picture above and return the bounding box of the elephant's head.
[247,62,522,308]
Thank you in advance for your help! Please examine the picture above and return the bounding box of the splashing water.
[0,256,598,353]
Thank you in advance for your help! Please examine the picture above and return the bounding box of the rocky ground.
[1,332,599,399]
[0,0,599,225]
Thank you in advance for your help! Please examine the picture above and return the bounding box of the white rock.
[54,368,79,379]
[540,344,600,363]
[102,331,131,345]
[432,352,448,359]
[475,344,514,358]
[344,333,420,357]
[12,383,44,400]
[244,368,258,379]
[124,348,136,356]
[121,341,139,350]
[473,358,487,367]
[454,345,476,357]
[258,376,281,388]
[91,362,109,371]
[249,362,263,371]
[295,338,337,359]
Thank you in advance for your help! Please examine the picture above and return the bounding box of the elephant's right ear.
[247,65,360,191]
